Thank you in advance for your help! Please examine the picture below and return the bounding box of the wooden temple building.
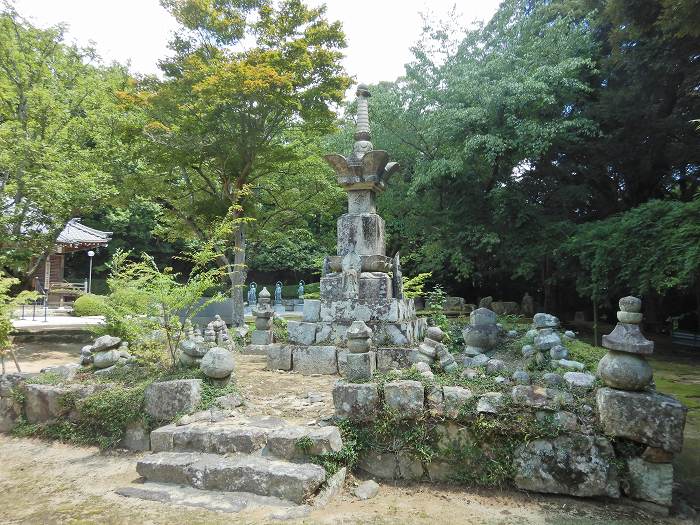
[33,218,112,306]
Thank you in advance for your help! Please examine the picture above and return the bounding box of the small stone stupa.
[598,296,653,390]
[287,83,426,346]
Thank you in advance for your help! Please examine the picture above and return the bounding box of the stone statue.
[297,280,305,299]
[275,281,283,305]
[341,251,361,299]
[521,292,534,317]
[393,252,404,300]
[247,282,257,306]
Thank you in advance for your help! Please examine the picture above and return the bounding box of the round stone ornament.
[617,311,643,324]
[200,347,235,379]
[597,350,652,391]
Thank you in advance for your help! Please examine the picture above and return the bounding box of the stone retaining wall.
[333,379,687,511]
[266,344,415,376]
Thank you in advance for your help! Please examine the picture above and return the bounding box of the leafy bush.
[97,249,226,368]
[425,285,449,333]
[402,272,432,299]
[72,294,107,316]
[273,316,288,342]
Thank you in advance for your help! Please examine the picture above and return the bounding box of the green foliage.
[0,6,131,277]
[272,316,288,343]
[98,249,226,367]
[425,285,449,333]
[402,272,432,299]
[308,419,369,476]
[0,273,39,361]
[24,372,64,385]
[72,294,107,317]
[561,197,700,304]
[196,379,240,412]
[295,435,314,453]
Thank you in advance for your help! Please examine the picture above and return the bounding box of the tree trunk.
[230,224,247,327]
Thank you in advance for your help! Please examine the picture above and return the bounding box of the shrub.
[72,294,107,316]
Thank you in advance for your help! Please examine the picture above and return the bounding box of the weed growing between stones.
[309,419,371,476]
[196,379,240,411]
[295,435,314,453]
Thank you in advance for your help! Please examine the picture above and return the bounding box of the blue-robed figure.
[247,282,257,305]
[275,281,283,304]
[297,280,305,299]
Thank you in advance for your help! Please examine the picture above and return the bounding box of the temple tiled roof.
[56,218,112,246]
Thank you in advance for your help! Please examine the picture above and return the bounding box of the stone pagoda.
[287,83,426,347]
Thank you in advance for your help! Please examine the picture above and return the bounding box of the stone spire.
[354,83,371,142]
[348,83,374,166]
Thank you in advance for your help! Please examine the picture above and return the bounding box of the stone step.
[151,419,343,461]
[136,452,327,504]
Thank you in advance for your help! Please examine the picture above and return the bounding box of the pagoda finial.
[354,83,371,142]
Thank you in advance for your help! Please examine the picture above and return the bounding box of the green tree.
[129,0,349,325]
[0,4,131,280]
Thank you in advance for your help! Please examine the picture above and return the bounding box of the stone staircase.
[118,414,346,514]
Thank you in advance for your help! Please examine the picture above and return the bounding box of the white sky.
[12,0,500,86]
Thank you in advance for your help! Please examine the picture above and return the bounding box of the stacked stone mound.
[81,335,133,373]
[461,307,499,358]
[595,296,687,510]
[244,287,276,355]
[345,320,376,382]
[118,407,346,514]
[521,313,587,373]
[411,326,458,373]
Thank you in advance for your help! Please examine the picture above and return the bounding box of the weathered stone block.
[287,321,317,346]
[514,433,619,497]
[476,392,503,414]
[511,385,573,410]
[602,323,654,355]
[144,379,203,421]
[383,380,424,419]
[292,346,338,375]
[532,313,559,329]
[357,450,397,479]
[24,383,102,424]
[333,381,380,420]
[137,452,326,505]
[443,386,474,419]
[626,457,673,507]
[251,329,273,346]
[267,344,292,371]
[345,351,376,382]
[119,420,151,451]
[265,426,342,459]
[596,388,686,452]
[376,347,413,372]
[534,330,561,351]
[427,386,444,417]
[0,397,21,432]
[200,347,235,379]
[337,213,385,257]
[303,299,321,322]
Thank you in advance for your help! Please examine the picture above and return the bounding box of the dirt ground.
[11,341,84,374]
[1,435,694,525]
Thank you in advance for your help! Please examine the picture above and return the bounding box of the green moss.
[564,338,606,370]
[25,372,65,385]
